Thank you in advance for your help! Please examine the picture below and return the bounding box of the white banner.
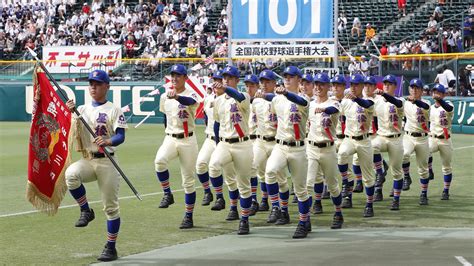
[303,67,340,78]
[231,43,336,58]
[42,45,122,73]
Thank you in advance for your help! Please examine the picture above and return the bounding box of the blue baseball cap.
[382,74,397,85]
[313,72,330,83]
[331,74,346,84]
[283,66,302,77]
[88,69,110,84]
[364,76,376,85]
[244,74,259,84]
[302,73,314,82]
[409,78,424,88]
[170,64,187,75]
[259,69,277,81]
[212,70,223,79]
[222,65,240,78]
[350,74,365,84]
[432,83,446,93]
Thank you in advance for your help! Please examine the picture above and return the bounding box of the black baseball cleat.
[226,209,239,221]
[330,214,344,229]
[267,206,281,223]
[211,198,225,211]
[312,200,323,214]
[249,201,259,216]
[375,173,386,187]
[237,220,249,235]
[429,170,434,180]
[389,188,394,197]
[441,191,450,200]
[363,206,374,217]
[292,223,308,239]
[292,195,298,203]
[383,160,389,177]
[353,182,364,193]
[419,194,429,205]
[402,176,412,191]
[341,197,352,208]
[390,199,400,210]
[258,200,270,211]
[179,216,194,229]
[201,192,213,206]
[75,208,95,227]
[374,189,383,202]
[305,219,312,232]
[275,211,290,225]
[97,244,118,262]
[159,193,175,208]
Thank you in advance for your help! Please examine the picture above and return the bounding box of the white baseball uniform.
[429,101,454,175]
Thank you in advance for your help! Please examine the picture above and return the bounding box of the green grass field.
[0,122,473,264]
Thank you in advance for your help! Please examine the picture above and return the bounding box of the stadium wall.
[1,82,473,134]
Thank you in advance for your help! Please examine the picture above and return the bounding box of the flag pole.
[28,48,142,201]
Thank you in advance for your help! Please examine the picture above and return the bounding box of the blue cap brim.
[88,77,109,84]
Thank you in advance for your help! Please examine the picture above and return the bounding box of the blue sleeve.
[438,99,454,112]
[204,113,208,126]
[285,91,308,106]
[264,93,276,102]
[414,100,430,110]
[224,87,245,102]
[381,93,403,108]
[374,116,379,131]
[353,98,374,108]
[110,128,125,146]
[324,106,339,114]
[213,121,220,144]
[176,96,197,106]
[163,114,167,129]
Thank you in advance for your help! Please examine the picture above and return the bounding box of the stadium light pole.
[227,0,233,66]
[334,0,339,72]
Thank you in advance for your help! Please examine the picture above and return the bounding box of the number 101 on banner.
[232,0,334,40]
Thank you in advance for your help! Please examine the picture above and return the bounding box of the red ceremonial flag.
[27,66,72,215]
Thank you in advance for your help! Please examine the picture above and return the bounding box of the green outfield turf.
[0,122,473,264]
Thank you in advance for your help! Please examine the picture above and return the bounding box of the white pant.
[372,135,404,180]
[196,137,238,191]
[253,139,289,192]
[266,144,308,201]
[338,137,375,187]
[155,135,198,194]
[429,137,453,175]
[403,134,429,179]
[307,144,341,197]
[66,157,121,220]
[209,140,253,198]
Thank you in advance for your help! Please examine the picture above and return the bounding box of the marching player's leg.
[154,135,179,208]
[224,174,240,221]
[253,139,271,211]
[265,144,287,224]
[307,157,324,214]
[337,138,356,208]
[414,137,430,205]
[388,137,404,210]
[195,138,215,206]
[372,136,387,202]
[177,135,199,229]
[354,139,376,217]
[402,135,416,191]
[352,159,364,193]
[430,137,454,200]
[249,141,259,215]
[320,146,344,229]
[428,155,434,180]
[66,159,97,227]
[231,141,254,235]
[209,142,233,211]
[95,159,121,252]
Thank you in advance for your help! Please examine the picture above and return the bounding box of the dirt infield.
[98,227,474,266]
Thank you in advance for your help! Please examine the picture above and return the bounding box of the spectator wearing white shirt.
[388,43,398,55]
[360,55,369,76]
[442,65,456,93]
[338,13,347,33]
[426,16,437,34]
[351,17,361,37]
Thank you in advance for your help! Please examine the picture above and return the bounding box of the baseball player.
[428,84,454,200]
[65,70,127,261]
[337,74,376,217]
[306,72,344,229]
[265,66,311,238]
[402,78,431,205]
[154,64,199,228]
[244,74,260,215]
[371,75,405,210]
[209,65,254,235]
[251,69,281,213]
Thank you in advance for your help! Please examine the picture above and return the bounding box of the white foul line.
[0,187,198,218]
[2,145,474,218]
[455,256,472,266]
